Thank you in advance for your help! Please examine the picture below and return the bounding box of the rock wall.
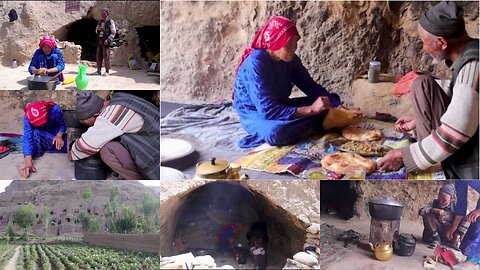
[160,1,478,104]
[354,181,480,222]
[84,232,160,253]
[0,1,159,67]
[160,180,320,257]
[0,180,157,236]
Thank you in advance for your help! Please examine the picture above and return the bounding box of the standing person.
[93,8,116,76]
[377,1,479,179]
[19,101,67,178]
[449,181,480,270]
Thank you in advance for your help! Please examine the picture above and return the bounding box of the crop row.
[17,242,159,270]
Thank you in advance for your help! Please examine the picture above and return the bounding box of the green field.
[16,241,160,270]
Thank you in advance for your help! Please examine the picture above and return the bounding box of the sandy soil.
[321,214,465,270]
[0,64,159,90]
[4,246,20,270]
[0,153,74,180]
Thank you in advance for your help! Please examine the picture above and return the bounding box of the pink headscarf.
[39,36,56,50]
[235,16,300,74]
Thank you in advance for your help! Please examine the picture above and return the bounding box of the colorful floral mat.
[235,118,446,180]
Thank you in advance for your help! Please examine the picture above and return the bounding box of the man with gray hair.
[93,8,116,76]
[68,91,159,180]
[378,1,479,180]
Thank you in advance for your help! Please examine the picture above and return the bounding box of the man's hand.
[446,226,457,240]
[104,39,109,46]
[19,165,36,178]
[466,209,480,223]
[52,133,64,150]
[394,115,416,133]
[311,96,331,114]
[377,149,404,171]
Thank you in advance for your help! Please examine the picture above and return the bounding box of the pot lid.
[196,157,230,175]
[399,233,416,243]
[370,198,403,207]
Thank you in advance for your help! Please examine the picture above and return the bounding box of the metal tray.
[331,140,392,157]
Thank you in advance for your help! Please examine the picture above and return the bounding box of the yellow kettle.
[369,242,393,261]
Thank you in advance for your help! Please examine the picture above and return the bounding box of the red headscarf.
[39,36,56,50]
[24,101,56,127]
[235,16,300,74]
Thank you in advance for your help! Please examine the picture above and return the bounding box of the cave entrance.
[320,181,359,220]
[164,181,305,268]
[54,19,99,61]
[135,26,159,62]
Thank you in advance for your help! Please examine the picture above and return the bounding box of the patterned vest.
[443,39,479,179]
[109,92,159,179]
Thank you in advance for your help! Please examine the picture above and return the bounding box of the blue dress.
[233,49,341,148]
[23,104,68,158]
[455,181,480,259]
[28,48,65,83]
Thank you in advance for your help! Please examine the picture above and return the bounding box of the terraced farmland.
[17,242,159,270]
[0,243,16,268]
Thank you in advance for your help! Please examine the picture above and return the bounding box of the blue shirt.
[233,49,341,146]
[454,181,480,216]
[23,104,67,156]
[28,48,65,82]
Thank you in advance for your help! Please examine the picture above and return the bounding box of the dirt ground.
[321,214,466,270]
[0,64,159,90]
[0,152,74,180]
[4,246,20,270]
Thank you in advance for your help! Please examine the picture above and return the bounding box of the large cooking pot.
[62,110,87,128]
[27,74,59,90]
[74,154,108,180]
[369,198,403,220]
[394,233,416,256]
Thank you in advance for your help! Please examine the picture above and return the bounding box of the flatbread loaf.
[342,127,383,141]
[323,108,361,130]
[321,152,377,175]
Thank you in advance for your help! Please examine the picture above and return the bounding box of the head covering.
[39,36,56,50]
[419,1,466,38]
[101,8,109,14]
[235,16,300,74]
[24,101,56,127]
[440,183,455,196]
[75,91,104,120]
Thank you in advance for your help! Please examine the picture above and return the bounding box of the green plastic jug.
[75,65,89,90]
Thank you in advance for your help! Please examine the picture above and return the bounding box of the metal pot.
[194,157,246,180]
[369,242,393,261]
[394,233,416,256]
[27,74,58,90]
[369,198,403,220]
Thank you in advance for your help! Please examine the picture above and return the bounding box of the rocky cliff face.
[160,1,478,104]
[354,181,480,221]
[0,180,158,235]
[0,1,159,67]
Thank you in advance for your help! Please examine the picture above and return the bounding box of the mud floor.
[0,64,159,90]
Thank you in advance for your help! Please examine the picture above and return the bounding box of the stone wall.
[354,181,480,222]
[160,1,478,104]
[160,180,320,257]
[84,232,160,253]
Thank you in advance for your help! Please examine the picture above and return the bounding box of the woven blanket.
[235,119,445,180]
